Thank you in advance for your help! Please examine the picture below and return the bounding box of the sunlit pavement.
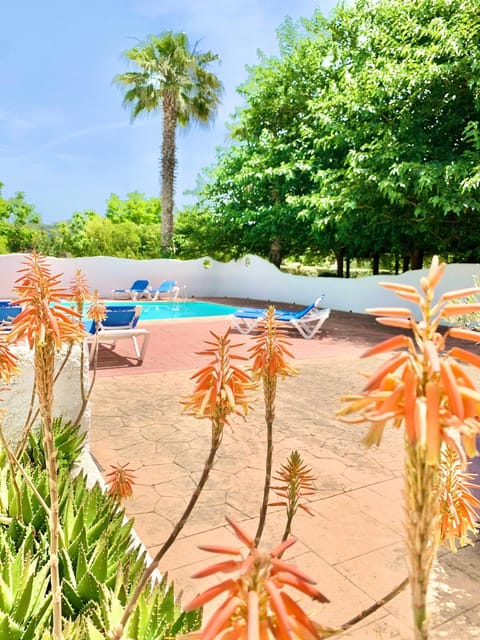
[89,311,480,639]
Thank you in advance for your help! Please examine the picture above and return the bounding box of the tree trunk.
[345,257,350,279]
[161,95,177,253]
[335,248,345,278]
[411,249,424,270]
[372,253,380,275]
[403,255,411,272]
[269,239,282,268]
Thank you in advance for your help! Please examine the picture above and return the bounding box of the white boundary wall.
[0,253,480,316]
[3,342,90,450]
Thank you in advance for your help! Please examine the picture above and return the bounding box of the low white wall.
[3,342,90,450]
[0,253,479,316]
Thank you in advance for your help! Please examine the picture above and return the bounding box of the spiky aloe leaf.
[22,593,52,640]
[0,574,14,613]
[88,538,108,584]
[75,544,89,584]
[25,418,86,472]
[0,611,23,639]
[86,581,201,640]
[0,534,52,639]
[61,579,84,618]
[4,466,49,537]
[77,569,102,604]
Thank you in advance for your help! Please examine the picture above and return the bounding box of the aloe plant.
[0,413,203,639]
[24,418,87,473]
[338,256,480,639]
[0,530,52,640]
[248,306,297,546]
[112,328,253,640]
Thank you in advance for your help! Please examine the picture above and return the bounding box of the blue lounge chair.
[0,305,22,329]
[231,298,330,340]
[111,279,150,301]
[86,305,150,362]
[147,280,180,301]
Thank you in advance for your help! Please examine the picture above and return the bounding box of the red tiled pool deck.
[89,308,480,639]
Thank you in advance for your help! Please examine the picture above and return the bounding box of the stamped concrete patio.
[89,306,480,639]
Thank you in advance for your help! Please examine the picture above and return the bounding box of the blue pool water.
[95,300,239,320]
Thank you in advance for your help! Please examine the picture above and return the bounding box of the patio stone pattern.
[90,308,480,639]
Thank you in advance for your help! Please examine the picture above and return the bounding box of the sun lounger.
[111,279,150,300]
[147,280,180,301]
[86,305,150,362]
[231,298,330,339]
[0,305,22,329]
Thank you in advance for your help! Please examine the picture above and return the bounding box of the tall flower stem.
[16,344,73,459]
[405,442,440,639]
[6,254,87,640]
[249,307,297,547]
[35,340,63,640]
[113,328,252,640]
[112,427,222,640]
[338,256,480,640]
[255,375,276,546]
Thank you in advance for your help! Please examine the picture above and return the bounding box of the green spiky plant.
[0,530,52,640]
[0,253,201,639]
[0,416,202,639]
[6,253,85,640]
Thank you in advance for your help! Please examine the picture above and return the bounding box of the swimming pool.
[97,300,239,321]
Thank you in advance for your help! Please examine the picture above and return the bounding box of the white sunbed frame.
[87,328,150,363]
[87,306,151,362]
[231,312,266,335]
[231,305,331,340]
[148,285,180,301]
[288,307,331,339]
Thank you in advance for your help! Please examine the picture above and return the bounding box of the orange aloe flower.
[183,329,254,429]
[338,255,480,463]
[7,252,84,348]
[438,448,480,550]
[0,337,18,383]
[106,463,136,501]
[70,269,91,315]
[86,289,107,328]
[248,306,297,382]
[338,257,480,638]
[248,306,298,545]
[182,516,330,640]
[271,451,316,515]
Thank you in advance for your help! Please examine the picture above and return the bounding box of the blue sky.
[1,0,337,224]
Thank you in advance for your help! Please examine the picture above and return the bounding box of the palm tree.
[114,32,222,253]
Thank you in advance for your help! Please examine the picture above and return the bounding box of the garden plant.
[339,255,480,639]
[0,253,479,639]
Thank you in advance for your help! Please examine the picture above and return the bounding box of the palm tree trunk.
[161,95,177,253]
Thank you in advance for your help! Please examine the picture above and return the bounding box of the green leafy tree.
[83,216,141,257]
[0,182,42,252]
[197,0,480,273]
[197,16,328,267]
[114,32,223,253]
[105,191,160,225]
[173,204,229,260]
[300,0,480,270]
[52,211,98,256]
